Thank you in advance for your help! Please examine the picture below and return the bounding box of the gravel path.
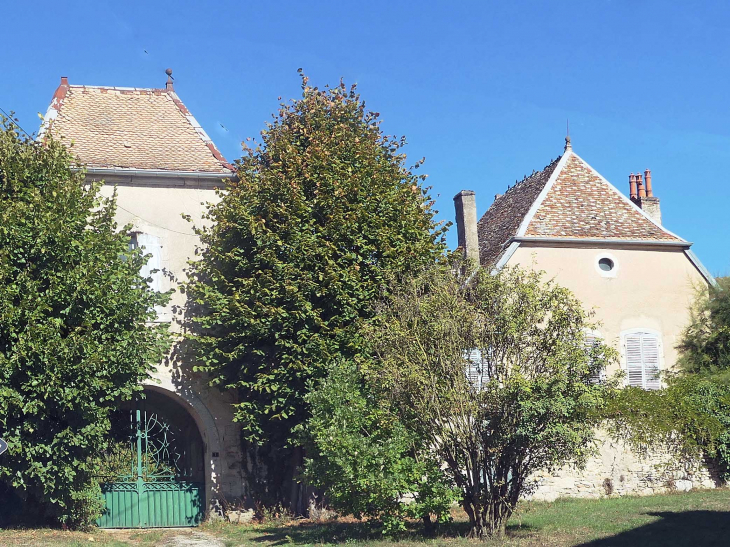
[158,531,226,547]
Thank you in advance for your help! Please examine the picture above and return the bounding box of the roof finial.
[564,119,572,151]
[165,68,174,92]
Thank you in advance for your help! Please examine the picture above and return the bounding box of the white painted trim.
[594,252,618,278]
[569,151,687,242]
[515,152,572,237]
[491,241,520,274]
[509,236,690,248]
[684,249,717,287]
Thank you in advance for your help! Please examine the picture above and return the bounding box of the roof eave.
[81,166,235,180]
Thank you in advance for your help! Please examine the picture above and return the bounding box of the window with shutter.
[624,331,661,390]
[135,233,163,293]
[466,349,483,390]
[584,333,604,385]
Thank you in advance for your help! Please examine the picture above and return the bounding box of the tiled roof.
[477,158,560,266]
[477,148,684,267]
[41,79,233,174]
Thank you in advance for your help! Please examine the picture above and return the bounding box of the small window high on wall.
[623,331,661,390]
[130,232,163,293]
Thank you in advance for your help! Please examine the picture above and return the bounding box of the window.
[595,252,618,278]
[134,233,163,293]
[624,331,661,390]
[465,349,490,391]
[584,332,604,385]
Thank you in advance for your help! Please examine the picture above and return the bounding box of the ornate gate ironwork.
[97,407,204,528]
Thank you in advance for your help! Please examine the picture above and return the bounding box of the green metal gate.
[97,407,204,528]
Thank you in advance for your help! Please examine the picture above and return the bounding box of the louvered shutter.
[585,333,603,384]
[136,233,162,292]
[625,332,661,390]
[466,349,482,390]
[625,334,644,388]
[642,335,661,390]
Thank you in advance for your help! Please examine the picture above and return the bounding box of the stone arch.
[143,377,223,514]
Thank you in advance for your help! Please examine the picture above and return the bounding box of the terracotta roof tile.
[477,158,560,266]
[525,154,680,242]
[42,81,233,173]
[476,150,683,267]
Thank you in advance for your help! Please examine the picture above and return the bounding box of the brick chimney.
[629,169,662,225]
[454,190,479,265]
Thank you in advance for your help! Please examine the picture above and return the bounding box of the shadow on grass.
[577,510,730,547]
[248,518,481,545]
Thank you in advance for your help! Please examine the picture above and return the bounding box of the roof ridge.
[68,85,165,92]
[503,155,562,196]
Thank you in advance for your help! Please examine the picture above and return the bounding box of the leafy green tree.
[0,117,170,528]
[364,262,617,539]
[298,360,458,534]
[184,73,446,507]
[678,277,730,376]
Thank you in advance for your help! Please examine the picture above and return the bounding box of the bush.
[300,360,458,534]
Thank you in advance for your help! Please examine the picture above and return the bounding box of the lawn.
[1,488,730,546]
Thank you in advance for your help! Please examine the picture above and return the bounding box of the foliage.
[183,72,446,505]
[298,360,458,534]
[363,261,618,538]
[0,116,170,527]
[606,277,730,483]
[677,277,730,376]
[96,440,176,482]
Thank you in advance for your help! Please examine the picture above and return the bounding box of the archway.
[97,385,217,528]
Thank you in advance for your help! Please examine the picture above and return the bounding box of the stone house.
[453,137,717,498]
[40,73,245,526]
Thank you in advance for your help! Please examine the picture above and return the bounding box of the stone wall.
[529,432,720,501]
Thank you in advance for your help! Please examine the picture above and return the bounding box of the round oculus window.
[598,257,614,272]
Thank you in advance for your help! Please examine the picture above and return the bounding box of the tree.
[298,360,457,534]
[364,262,617,539]
[183,72,446,508]
[678,277,730,376]
[0,117,170,528]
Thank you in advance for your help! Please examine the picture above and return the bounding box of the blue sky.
[3,1,729,275]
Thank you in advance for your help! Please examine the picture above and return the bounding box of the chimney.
[629,173,637,200]
[454,190,480,265]
[629,169,662,225]
[644,168,653,197]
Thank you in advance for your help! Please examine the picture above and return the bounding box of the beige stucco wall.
[95,177,245,510]
[507,243,707,377]
[506,243,716,498]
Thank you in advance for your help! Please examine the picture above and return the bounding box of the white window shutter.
[625,334,644,388]
[466,349,483,390]
[585,333,603,384]
[642,335,661,390]
[135,233,162,293]
[625,332,661,390]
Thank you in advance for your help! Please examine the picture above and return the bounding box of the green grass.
[2,488,730,546]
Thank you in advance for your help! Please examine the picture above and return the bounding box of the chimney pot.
[644,169,653,197]
[629,173,637,200]
[454,190,479,266]
[636,173,646,198]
